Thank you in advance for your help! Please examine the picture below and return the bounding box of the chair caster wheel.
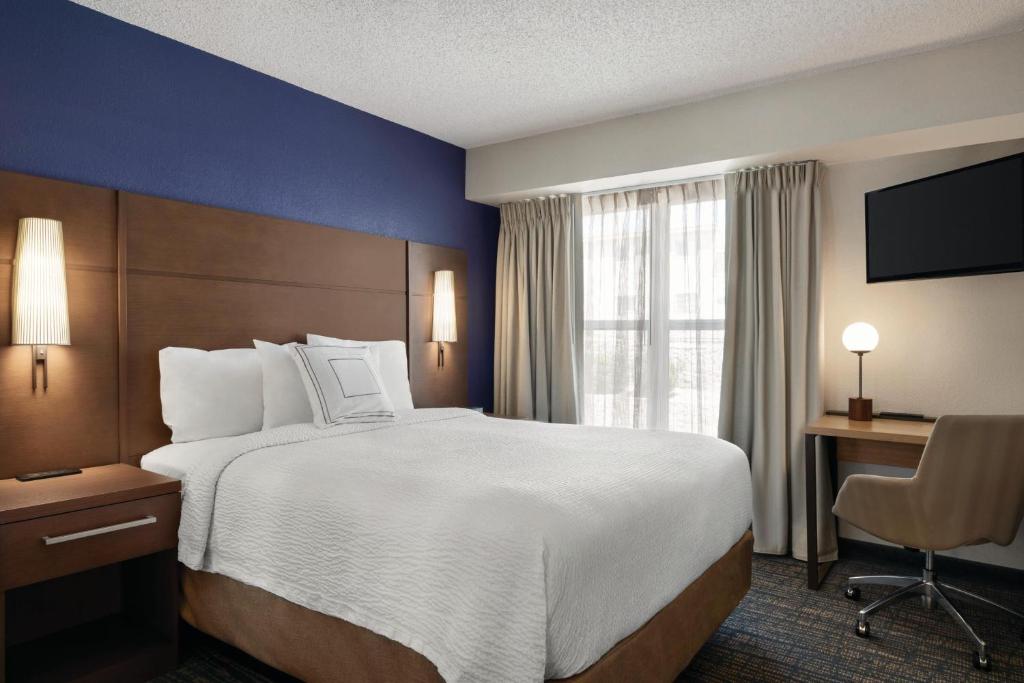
[973,651,991,671]
[856,621,870,638]
[845,586,861,601]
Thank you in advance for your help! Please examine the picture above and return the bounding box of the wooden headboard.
[0,170,469,476]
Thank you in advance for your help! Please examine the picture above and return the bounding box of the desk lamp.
[842,322,878,421]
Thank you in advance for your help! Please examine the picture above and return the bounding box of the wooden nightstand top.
[0,464,180,525]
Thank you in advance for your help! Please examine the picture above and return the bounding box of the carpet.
[155,550,1024,682]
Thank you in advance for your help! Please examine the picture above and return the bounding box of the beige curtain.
[718,161,836,562]
[494,196,578,422]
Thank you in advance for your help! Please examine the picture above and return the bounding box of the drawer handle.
[42,515,158,546]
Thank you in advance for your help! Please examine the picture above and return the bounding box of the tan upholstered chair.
[833,415,1024,671]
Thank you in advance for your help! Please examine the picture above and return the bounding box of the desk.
[803,416,934,589]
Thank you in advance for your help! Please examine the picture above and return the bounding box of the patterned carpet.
[681,548,1024,682]
[155,548,1024,682]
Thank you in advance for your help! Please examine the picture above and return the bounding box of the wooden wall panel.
[121,194,411,462]
[124,274,407,461]
[122,193,406,292]
[0,173,118,480]
[407,242,469,409]
[408,241,469,298]
[0,171,117,268]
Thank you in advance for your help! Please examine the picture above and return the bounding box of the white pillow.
[306,334,414,410]
[253,340,314,429]
[291,345,395,427]
[159,347,263,443]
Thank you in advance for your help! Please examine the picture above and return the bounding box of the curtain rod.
[513,159,818,203]
[579,172,724,197]
[577,159,817,198]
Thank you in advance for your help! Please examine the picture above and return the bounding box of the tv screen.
[865,153,1024,283]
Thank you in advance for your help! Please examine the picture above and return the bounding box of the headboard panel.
[121,193,406,290]
[1,169,469,475]
[119,193,408,464]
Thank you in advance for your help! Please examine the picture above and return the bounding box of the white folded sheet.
[142,408,751,682]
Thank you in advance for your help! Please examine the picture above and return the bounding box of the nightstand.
[0,464,181,683]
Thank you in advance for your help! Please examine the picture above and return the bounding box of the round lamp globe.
[842,322,879,354]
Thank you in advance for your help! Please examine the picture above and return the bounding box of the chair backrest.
[914,415,1024,547]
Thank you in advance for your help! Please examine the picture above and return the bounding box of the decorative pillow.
[159,347,263,443]
[291,345,395,427]
[253,340,314,429]
[306,334,414,410]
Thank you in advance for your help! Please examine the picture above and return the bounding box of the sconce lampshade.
[842,322,878,354]
[431,270,457,343]
[12,218,70,346]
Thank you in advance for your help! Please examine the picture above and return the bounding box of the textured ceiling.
[74,1,1024,148]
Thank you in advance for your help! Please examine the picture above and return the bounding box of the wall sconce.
[12,217,70,390]
[431,270,456,368]
[842,321,878,421]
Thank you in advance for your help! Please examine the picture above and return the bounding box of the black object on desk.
[15,467,82,482]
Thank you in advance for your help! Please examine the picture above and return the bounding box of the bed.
[109,189,753,682]
[0,169,752,681]
[142,408,752,682]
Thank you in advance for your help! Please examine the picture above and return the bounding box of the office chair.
[833,415,1024,671]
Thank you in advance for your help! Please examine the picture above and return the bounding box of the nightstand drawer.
[0,493,180,590]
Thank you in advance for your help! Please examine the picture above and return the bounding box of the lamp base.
[849,397,873,421]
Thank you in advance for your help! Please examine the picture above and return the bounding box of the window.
[581,179,725,435]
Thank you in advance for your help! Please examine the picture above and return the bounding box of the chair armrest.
[833,474,927,548]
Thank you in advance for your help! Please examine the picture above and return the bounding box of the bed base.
[181,530,753,682]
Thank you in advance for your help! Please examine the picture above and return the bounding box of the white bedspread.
[143,408,751,682]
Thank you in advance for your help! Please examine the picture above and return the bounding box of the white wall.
[823,138,1024,569]
[467,31,1024,205]
[469,24,1024,567]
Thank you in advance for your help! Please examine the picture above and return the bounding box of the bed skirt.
[181,530,753,682]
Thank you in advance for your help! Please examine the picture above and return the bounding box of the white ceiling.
[75,1,1024,149]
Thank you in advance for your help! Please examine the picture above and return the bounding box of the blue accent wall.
[0,0,498,409]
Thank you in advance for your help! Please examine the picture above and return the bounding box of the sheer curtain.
[581,179,725,435]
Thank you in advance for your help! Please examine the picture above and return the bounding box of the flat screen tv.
[865,152,1024,283]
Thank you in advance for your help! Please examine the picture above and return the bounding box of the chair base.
[845,551,1024,671]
